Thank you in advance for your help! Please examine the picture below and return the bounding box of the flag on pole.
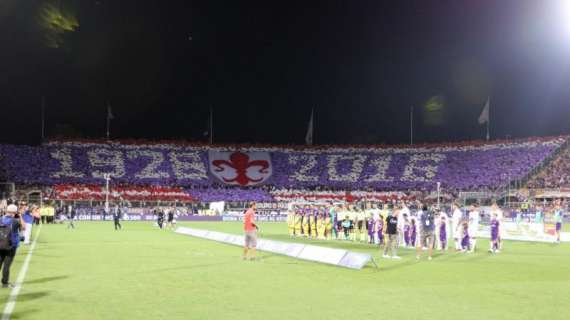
[305,108,314,145]
[478,97,490,124]
[107,105,114,121]
[478,97,490,141]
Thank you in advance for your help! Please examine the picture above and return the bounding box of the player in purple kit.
[461,221,470,252]
[489,213,500,253]
[409,219,417,247]
[439,215,447,251]
[378,214,385,246]
[403,215,410,247]
[367,215,375,244]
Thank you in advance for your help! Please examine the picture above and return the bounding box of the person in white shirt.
[398,202,410,247]
[468,205,480,252]
[371,203,381,244]
[451,203,463,251]
[356,207,366,242]
[434,207,448,250]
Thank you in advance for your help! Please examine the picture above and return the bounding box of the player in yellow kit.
[316,209,326,239]
[325,206,333,240]
[302,207,310,237]
[287,210,295,237]
[310,208,317,239]
[294,209,302,237]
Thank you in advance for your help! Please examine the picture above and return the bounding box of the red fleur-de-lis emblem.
[211,151,271,186]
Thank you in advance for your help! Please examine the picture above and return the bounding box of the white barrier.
[175,227,372,270]
[477,222,570,243]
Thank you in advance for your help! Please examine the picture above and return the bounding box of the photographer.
[0,204,25,288]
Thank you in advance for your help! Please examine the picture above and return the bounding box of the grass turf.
[0,221,569,320]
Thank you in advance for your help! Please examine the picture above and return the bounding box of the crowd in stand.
[527,147,570,189]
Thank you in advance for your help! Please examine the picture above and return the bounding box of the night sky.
[1,0,570,146]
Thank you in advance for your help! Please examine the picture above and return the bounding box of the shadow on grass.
[25,275,70,285]
[28,253,62,259]
[16,291,50,302]
[255,253,303,266]
[147,261,236,273]
[436,250,493,263]
[376,258,419,272]
[4,308,39,319]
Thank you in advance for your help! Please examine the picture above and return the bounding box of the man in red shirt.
[243,202,258,260]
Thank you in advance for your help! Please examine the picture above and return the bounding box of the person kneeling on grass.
[0,204,25,289]
[243,202,259,261]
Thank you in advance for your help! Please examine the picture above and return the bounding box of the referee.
[113,205,122,230]
[67,204,76,229]
[242,202,258,261]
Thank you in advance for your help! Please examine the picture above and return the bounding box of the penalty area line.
[1,225,42,320]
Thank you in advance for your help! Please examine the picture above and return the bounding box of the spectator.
[383,209,400,259]
[416,204,435,260]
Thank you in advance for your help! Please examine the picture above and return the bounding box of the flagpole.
[311,107,315,145]
[486,96,490,141]
[41,96,46,142]
[106,102,111,141]
[410,106,413,145]
[209,106,214,145]
[305,107,314,146]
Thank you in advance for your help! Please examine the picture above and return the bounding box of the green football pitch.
[1,221,569,320]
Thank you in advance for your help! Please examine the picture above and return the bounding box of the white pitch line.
[1,225,42,320]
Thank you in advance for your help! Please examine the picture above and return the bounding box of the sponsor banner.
[176,227,206,238]
[74,214,222,222]
[260,241,305,258]
[226,235,244,246]
[206,231,232,243]
[338,252,373,269]
[174,227,371,269]
[53,184,194,201]
[297,245,348,265]
[222,215,287,222]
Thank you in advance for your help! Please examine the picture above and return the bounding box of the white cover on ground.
[175,227,371,269]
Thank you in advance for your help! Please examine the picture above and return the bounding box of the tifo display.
[0,136,564,190]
